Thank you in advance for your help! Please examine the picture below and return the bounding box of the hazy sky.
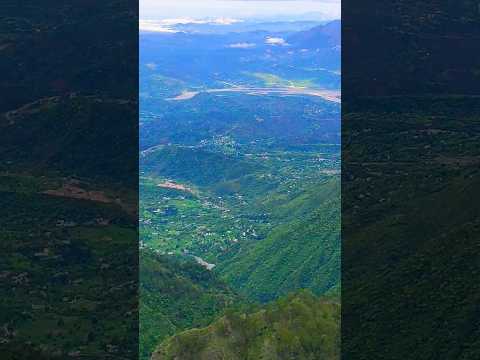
[140,0,341,21]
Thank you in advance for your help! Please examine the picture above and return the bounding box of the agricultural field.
[140,145,339,264]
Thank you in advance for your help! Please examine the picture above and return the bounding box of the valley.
[140,145,339,264]
[139,14,341,360]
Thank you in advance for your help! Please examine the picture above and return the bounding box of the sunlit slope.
[152,291,340,360]
[218,178,340,302]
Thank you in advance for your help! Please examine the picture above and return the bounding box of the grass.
[248,72,316,88]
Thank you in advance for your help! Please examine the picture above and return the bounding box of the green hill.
[141,145,261,187]
[217,178,340,302]
[152,291,340,360]
[140,250,240,360]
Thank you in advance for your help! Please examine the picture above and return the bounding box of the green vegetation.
[342,96,480,359]
[141,145,261,187]
[249,72,315,88]
[140,176,246,259]
[139,19,341,360]
[0,175,137,358]
[140,250,239,360]
[218,179,340,302]
[153,291,340,360]
[140,92,340,150]
[1,2,138,355]
[140,135,340,359]
[0,96,138,187]
[140,144,340,274]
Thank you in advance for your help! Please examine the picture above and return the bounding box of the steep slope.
[218,178,340,302]
[152,291,340,360]
[140,250,240,360]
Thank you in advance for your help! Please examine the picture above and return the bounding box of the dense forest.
[140,250,240,359]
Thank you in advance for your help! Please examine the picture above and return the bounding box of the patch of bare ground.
[41,180,137,218]
[157,181,194,193]
[42,182,112,203]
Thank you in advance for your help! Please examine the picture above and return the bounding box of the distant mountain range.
[140,19,341,99]
[288,20,341,49]
[139,14,339,34]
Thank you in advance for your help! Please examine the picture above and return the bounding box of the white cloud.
[145,63,157,70]
[265,37,289,46]
[159,17,242,25]
[228,42,256,49]
[139,20,178,32]
[213,17,244,25]
[139,17,243,32]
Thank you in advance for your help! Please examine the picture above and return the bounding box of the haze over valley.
[139,6,341,359]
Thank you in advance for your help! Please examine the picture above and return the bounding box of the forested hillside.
[153,291,340,360]
[139,14,341,360]
[218,178,340,302]
[140,250,240,359]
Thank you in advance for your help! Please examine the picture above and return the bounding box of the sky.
[140,0,341,21]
